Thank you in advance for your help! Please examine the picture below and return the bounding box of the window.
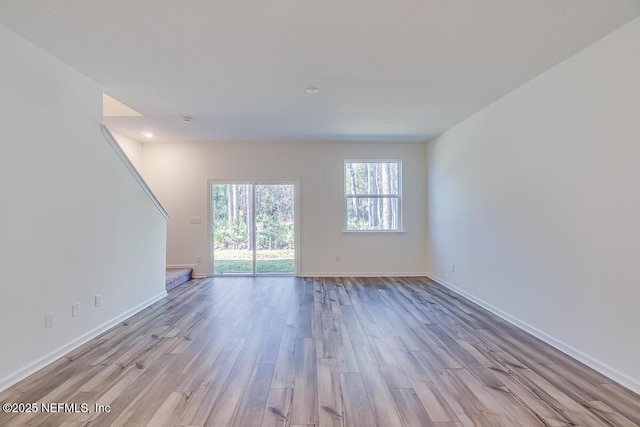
[344,160,402,231]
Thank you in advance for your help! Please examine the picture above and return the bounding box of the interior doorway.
[210,182,296,275]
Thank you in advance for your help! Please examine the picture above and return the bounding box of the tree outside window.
[344,160,402,232]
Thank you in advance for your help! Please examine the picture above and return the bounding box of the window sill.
[343,229,405,234]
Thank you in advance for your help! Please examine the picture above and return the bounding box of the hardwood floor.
[1,276,639,426]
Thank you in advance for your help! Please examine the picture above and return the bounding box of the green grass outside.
[213,249,294,274]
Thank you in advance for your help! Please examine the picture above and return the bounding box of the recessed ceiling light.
[306,87,319,94]
[142,132,154,138]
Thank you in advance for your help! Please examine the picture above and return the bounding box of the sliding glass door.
[255,184,295,274]
[211,182,295,275]
[211,183,253,274]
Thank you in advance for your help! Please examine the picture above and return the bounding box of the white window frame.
[344,159,403,233]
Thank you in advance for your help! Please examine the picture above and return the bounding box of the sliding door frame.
[208,179,300,277]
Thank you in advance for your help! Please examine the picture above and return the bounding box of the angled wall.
[0,25,167,390]
[426,17,640,392]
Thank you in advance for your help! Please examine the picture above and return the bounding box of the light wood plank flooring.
[1,276,639,426]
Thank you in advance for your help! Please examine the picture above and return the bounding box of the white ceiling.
[1,1,639,143]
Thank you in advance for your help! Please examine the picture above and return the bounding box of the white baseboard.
[0,291,167,393]
[426,272,640,396]
[166,264,206,279]
[166,264,195,269]
[299,272,427,278]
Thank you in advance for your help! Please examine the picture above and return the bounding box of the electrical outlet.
[335,256,340,262]
[45,314,54,328]
[451,264,455,273]
[72,303,80,317]
[95,294,103,307]
[196,256,201,263]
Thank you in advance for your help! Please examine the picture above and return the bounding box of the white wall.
[112,131,144,172]
[0,25,167,390]
[426,17,640,392]
[142,140,428,277]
